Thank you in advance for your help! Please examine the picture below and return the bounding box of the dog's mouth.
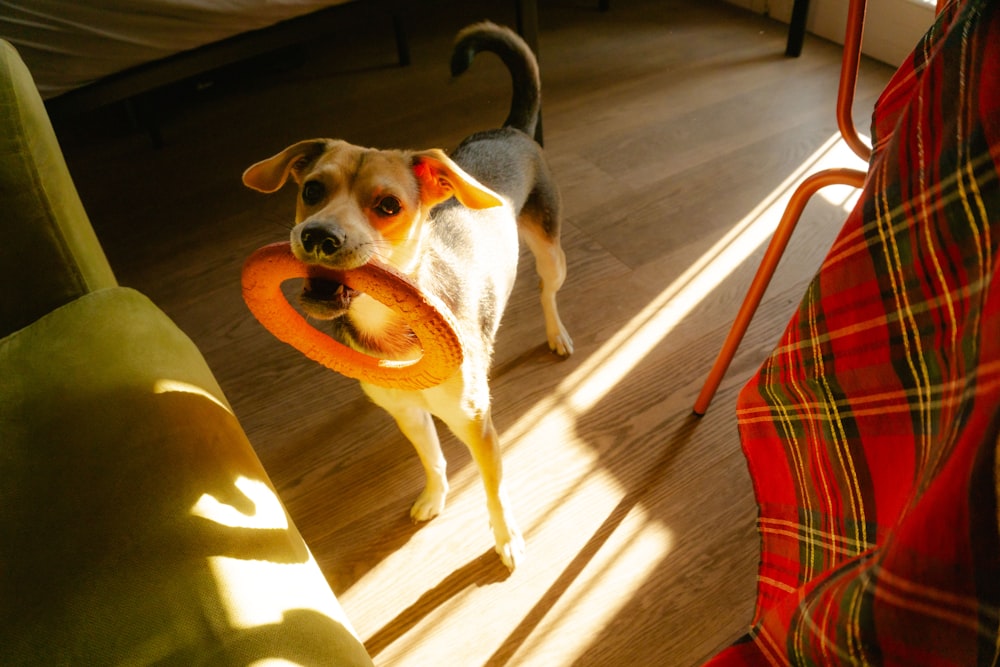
[299,277,359,320]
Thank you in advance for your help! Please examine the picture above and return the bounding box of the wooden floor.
[54,1,896,664]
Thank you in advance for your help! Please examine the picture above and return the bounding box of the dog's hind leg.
[519,203,574,357]
[442,408,524,571]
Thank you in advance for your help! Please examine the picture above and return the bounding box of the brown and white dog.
[242,22,572,571]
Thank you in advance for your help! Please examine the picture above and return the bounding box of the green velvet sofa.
[0,38,373,666]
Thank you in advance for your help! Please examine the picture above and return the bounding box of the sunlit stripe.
[553,133,858,417]
[501,132,866,451]
[512,516,672,665]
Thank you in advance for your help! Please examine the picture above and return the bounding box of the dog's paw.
[547,325,574,357]
[410,486,447,522]
[494,525,526,572]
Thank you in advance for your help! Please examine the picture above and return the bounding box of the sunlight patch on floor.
[349,429,673,666]
[814,135,868,211]
[510,506,673,666]
[505,131,865,437]
[487,132,864,662]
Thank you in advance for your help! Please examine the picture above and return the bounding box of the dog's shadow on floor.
[362,549,511,657]
[324,493,449,592]
[492,342,573,382]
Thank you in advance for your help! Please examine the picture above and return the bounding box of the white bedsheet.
[0,0,351,99]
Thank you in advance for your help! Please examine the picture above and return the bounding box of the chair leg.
[692,168,866,416]
[837,0,871,162]
[785,0,810,57]
[514,0,544,145]
[693,0,872,415]
[392,14,411,67]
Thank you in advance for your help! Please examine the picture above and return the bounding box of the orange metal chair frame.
[694,0,946,415]
[693,0,871,415]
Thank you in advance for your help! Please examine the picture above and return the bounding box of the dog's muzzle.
[299,277,358,319]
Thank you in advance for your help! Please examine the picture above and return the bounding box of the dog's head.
[243,139,502,319]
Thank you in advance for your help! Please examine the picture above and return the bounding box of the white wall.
[726,0,937,67]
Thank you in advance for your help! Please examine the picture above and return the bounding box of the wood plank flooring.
[53,0,896,664]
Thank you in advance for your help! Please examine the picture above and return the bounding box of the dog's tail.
[451,22,540,139]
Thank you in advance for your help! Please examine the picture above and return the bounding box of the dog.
[242,22,572,571]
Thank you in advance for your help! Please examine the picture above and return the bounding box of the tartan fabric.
[705,0,1000,664]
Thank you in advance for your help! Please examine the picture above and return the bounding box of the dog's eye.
[375,196,402,217]
[302,181,325,206]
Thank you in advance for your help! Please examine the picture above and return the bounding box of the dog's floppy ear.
[411,149,503,210]
[243,139,329,193]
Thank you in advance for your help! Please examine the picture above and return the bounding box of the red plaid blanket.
[704,0,1000,664]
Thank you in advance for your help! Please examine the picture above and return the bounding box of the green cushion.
[0,287,373,666]
[0,39,116,339]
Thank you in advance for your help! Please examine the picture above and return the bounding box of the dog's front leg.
[391,406,449,521]
[445,409,524,571]
[363,384,450,522]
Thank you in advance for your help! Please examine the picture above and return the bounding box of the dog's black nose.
[300,222,346,257]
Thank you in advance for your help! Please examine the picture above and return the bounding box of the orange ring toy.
[242,242,464,390]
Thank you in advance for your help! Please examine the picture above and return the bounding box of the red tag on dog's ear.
[412,159,433,182]
[412,153,503,210]
[412,158,453,206]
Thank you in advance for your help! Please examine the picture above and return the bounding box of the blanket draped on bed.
[705,0,1000,663]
